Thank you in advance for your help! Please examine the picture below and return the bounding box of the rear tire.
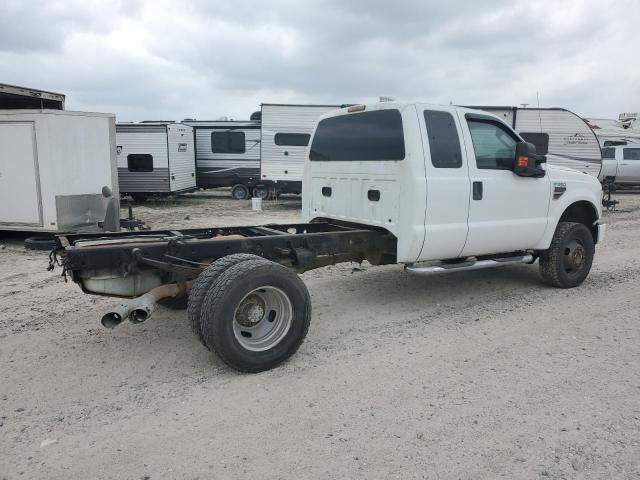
[199,259,311,373]
[539,222,595,288]
[187,254,267,348]
[231,184,250,200]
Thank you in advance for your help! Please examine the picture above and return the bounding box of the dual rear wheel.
[187,255,311,372]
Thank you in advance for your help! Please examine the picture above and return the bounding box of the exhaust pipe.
[101,281,194,328]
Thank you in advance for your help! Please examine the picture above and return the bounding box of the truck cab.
[600,144,640,186]
[304,102,604,264]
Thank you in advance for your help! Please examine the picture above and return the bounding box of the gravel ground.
[1,189,639,479]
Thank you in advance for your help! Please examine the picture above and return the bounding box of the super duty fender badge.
[553,182,567,198]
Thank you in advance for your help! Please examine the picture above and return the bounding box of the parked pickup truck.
[600,144,640,186]
[51,102,605,373]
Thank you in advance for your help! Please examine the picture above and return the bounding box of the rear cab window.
[309,109,405,161]
[602,147,615,159]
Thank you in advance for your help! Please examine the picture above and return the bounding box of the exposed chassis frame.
[57,221,397,296]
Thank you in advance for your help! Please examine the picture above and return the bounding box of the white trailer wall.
[116,123,196,194]
[116,125,170,193]
[185,121,261,189]
[260,104,341,184]
[0,110,117,232]
[167,123,196,192]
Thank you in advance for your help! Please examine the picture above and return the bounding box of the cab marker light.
[347,105,366,113]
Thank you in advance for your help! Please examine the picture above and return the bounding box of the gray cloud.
[0,0,637,120]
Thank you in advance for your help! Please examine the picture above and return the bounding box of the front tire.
[539,222,595,288]
[199,259,311,373]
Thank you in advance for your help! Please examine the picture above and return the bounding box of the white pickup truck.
[53,102,605,372]
[600,144,640,186]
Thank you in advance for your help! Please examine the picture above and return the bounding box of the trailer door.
[0,122,42,226]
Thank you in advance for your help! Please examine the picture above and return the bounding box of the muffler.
[101,281,194,328]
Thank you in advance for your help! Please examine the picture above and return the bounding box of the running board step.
[405,254,534,275]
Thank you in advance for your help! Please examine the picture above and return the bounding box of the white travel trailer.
[256,103,343,198]
[584,113,640,147]
[183,120,261,200]
[0,109,119,233]
[474,107,603,178]
[116,123,196,200]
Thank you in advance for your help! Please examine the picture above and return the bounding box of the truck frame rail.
[56,221,397,297]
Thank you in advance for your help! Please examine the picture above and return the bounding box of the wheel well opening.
[559,201,599,242]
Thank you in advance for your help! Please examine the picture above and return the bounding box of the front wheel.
[199,259,311,373]
[539,222,595,288]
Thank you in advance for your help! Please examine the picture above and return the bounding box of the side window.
[623,148,640,160]
[274,133,310,146]
[602,147,615,159]
[212,131,246,154]
[423,110,462,168]
[127,154,153,172]
[467,120,518,170]
[520,132,549,155]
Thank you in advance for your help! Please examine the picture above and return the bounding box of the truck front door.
[457,113,551,257]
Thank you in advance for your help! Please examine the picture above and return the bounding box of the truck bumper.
[597,223,607,244]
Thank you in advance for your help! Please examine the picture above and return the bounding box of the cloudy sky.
[1,0,638,121]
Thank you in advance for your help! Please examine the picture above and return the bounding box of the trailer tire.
[539,221,594,288]
[231,184,250,200]
[187,254,267,348]
[253,185,273,200]
[24,236,56,251]
[200,259,311,373]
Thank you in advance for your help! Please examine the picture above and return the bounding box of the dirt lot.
[1,190,639,479]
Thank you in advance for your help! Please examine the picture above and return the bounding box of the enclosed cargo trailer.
[0,109,119,232]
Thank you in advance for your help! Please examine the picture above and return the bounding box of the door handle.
[472,181,483,200]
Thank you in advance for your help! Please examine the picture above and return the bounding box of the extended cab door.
[418,107,470,260]
[457,112,551,257]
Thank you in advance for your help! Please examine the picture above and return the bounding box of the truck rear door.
[457,111,551,256]
[418,107,470,259]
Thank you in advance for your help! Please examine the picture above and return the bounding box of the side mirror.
[514,142,546,178]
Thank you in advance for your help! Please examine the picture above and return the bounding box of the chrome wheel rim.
[232,286,293,351]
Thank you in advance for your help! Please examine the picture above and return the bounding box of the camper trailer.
[474,107,603,178]
[183,120,261,200]
[256,104,342,199]
[116,123,196,200]
[584,113,640,147]
[0,109,119,233]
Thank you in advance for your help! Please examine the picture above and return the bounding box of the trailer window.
[623,148,640,160]
[274,133,310,146]
[309,109,404,161]
[520,132,549,155]
[423,110,462,168]
[467,120,518,170]
[212,131,245,154]
[602,147,615,159]
[127,154,153,172]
